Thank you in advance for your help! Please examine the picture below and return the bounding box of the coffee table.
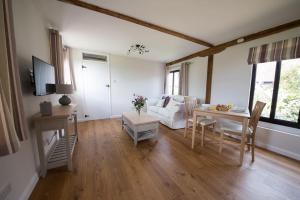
[122,112,160,146]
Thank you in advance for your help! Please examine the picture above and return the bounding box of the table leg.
[64,120,72,171]
[155,125,159,141]
[201,125,205,147]
[240,118,248,165]
[134,129,138,146]
[36,125,47,178]
[58,129,63,138]
[191,112,197,149]
[73,113,78,141]
[121,115,124,130]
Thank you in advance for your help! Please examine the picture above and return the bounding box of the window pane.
[253,62,276,118]
[167,73,173,95]
[173,71,180,95]
[64,57,71,84]
[275,58,300,122]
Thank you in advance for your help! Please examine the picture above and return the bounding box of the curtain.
[63,46,76,90]
[50,29,64,84]
[164,66,170,94]
[247,36,300,65]
[179,62,189,96]
[0,81,20,156]
[0,0,28,156]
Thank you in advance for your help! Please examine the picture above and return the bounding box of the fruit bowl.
[216,104,232,112]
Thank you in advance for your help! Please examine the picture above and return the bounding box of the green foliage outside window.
[276,62,300,122]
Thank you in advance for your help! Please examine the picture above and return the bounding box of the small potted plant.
[132,94,147,116]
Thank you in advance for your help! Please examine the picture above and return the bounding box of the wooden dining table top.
[194,107,250,119]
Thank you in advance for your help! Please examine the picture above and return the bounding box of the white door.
[82,59,110,120]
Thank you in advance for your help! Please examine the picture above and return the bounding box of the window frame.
[169,70,180,95]
[249,62,300,129]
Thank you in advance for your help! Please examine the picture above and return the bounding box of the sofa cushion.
[158,107,173,118]
[148,106,160,113]
[165,99,181,114]
[166,99,178,107]
[172,95,185,103]
[155,99,164,107]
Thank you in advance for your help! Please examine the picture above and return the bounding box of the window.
[249,58,300,128]
[167,70,180,95]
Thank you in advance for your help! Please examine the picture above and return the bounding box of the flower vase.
[137,109,141,116]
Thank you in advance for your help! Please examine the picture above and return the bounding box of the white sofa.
[147,95,186,129]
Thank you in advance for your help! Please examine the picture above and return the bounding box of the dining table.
[192,106,250,165]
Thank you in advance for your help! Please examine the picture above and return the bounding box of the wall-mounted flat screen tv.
[32,56,56,96]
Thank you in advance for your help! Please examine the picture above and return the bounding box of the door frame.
[81,50,112,120]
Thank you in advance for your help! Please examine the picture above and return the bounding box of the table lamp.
[56,84,73,106]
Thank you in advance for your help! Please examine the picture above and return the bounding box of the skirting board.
[110,115,121,119]
[19,173,39,200]
[77,118,90,122]
[77,115,123,121]
[256,141,300,161]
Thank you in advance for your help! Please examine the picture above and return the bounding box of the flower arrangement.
[132,94,147,116]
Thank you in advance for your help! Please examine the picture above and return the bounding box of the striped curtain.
[247,36,300,65]
[50,29,64,84]
[0,81,20,156]
[179,62,189,96]
[1,0,28,156]
[63,46,77,90]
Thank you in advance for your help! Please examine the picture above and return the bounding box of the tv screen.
[32,56,56,96]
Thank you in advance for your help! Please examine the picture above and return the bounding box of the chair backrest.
[249,101,266,134]
[184,96,199,118]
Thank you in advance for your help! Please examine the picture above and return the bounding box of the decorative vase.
[59,95,71,106]
[137,109,141,116]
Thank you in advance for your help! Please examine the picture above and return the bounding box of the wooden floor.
[30,119,300,200]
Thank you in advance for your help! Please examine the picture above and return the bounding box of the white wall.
[0,0,59,199]
[211,27,300,160]
[188,57,207,103]
[110,55,165,116]
[70,49,165,120]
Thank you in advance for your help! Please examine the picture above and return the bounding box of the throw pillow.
[163,96,170,107]
[166,99,180,112]
[156,99,164,107]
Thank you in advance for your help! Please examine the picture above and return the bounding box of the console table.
[33,104,78,177]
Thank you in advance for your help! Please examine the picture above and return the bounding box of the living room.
[0,0,300,199]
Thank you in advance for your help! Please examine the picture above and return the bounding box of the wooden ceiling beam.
[58,0,213,47]
[166,18,300,66]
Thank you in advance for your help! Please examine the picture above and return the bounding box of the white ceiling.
[34,0,300,63]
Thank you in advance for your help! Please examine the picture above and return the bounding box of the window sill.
[258,121,300,136]
[259,117,300,129]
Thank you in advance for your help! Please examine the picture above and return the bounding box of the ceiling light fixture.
[237,38,245,44]
[128,43,150,55]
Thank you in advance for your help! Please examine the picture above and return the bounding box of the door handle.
[106,84,110,88]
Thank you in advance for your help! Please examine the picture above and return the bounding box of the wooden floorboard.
[29,119,300,200]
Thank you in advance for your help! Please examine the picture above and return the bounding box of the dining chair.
[184,97,216,146]
[219,101,266,162]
